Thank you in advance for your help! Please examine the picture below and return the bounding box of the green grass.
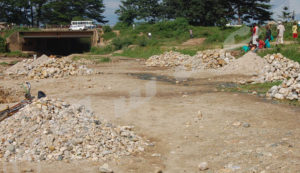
[0,51,30,58]
[90,46,114,55]
[111,20,248,51]
[0,60,19,66]
[257,44,300,63]
[219,81,283,95]
[174,48,198,56]
[102,32,117,41]
[3,27,41,39]
[96,57,111,63]
[0,62,9,66]
[113,46,163,59]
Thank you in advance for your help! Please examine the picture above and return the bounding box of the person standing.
[189,29,193,38]
[292,22,298,40]
[276,21,285,44]
[252,23,259,45]
[265,25,272,41]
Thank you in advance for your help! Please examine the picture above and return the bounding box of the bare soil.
[0,58,300,173]
[181,38,206,47]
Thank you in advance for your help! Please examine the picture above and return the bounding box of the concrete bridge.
[7,30,101,55]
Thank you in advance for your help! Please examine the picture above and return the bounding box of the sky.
[103,0,300,25]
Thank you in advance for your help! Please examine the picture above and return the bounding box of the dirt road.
[1,59,300,173]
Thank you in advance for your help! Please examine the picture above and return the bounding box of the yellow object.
[292,25,298,34]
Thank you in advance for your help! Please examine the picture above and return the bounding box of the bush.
[113,46,163,59]
[113,22,130,30]
[90,45,114,55]
[103,32,117,41]
[137,36,147,47]
[103,25,112,33]
[112,37,133,50]
[0,37,6,53]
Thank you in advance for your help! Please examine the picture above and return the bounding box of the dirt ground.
[0,58,300,173]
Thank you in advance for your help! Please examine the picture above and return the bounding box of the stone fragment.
[198,162,209,171]
[99,163,113,173]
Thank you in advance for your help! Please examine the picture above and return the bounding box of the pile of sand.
[215,52,268,76]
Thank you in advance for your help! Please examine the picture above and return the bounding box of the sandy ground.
[0,58,300,173]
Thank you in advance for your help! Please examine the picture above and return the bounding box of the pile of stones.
[266,74,300,100]
[260,54,300,100]
[5,55,93,79]
[0,97,145,162]
[146,49,235,70]
[259,54,300,82]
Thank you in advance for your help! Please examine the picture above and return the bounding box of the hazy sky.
[103,0,300,25]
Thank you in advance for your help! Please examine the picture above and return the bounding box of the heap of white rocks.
[146,49,235,70]
[267,74,300,100]
[0,97,145,162]
[260,54,300,100]
[258,54,300,82]
[5,55,93,79]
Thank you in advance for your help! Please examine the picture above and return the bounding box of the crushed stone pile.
[0,97,145,162]
[262,54,300,100]
[146,49,235,70]
[267,75,300,100]
[257,53,300,83]
[5,55,93,79]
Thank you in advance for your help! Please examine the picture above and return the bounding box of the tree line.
[116,0,273,26]
[0,0,107,26]
[0,0,273,27]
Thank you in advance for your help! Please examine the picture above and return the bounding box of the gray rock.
[198,162,209,171]
[7,145,15,153]
[243,123,251,128]
[99,163,113,173]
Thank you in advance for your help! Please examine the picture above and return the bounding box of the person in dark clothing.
[265,25,272,41]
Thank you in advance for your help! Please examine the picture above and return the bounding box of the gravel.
[0,97,146,162]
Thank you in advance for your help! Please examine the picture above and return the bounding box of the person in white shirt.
[148,32,152,39]
[252,23,259,45]
[277,21,285,44]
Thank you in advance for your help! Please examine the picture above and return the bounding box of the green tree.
[229,0,272,24]
[278,6,292,23]
[116,0,162,25]
[115,0,138,25]
[163,0,233,26]
[0,0,30,25]
[42,0,107,25]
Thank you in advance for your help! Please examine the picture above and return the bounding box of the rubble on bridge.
[5,55,93,79]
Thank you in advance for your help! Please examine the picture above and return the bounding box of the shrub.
[103,25,112,33]
[112,37,133,50]
[0,37,6,53]
[90,45,114,55]
[114,22,130,30]
[137,36,147,47]
[112,38,123,50]
[103,32,117,41]
[113,46,163,59]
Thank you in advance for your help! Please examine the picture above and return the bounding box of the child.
[258,38,265,49]
[292,22,298,40]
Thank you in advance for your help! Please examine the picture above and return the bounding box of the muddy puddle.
[128,73,221,87]
[129,73,300,108]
